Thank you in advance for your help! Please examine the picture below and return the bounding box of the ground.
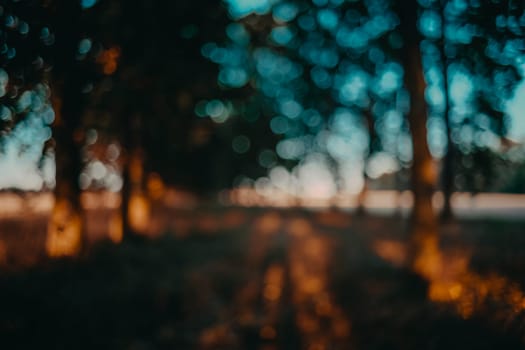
[1,205,525,349]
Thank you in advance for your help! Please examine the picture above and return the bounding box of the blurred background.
[1,0,525,349]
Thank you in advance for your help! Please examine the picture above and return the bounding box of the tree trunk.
[356,110,376,215]
[119,149,132,239]
[440,0,455,221]
[120,113,150,239]
[398,1,440,278]
[44,0,86,257]
[46,78,84,257]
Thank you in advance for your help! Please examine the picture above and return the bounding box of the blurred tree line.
[0,0,524,265]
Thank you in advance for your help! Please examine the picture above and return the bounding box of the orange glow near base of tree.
[412,234,443,281]
[424,247,525,320]
[128,192,151,234]
[46,199,82,257]
[147,173,165,201]
[108,211,124,243]
[374,233,525,322]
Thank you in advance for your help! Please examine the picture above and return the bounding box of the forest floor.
[1,204,525,349]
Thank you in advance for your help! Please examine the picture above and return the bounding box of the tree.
[87,0,235,237]
[0,0,89,255]
[41,0,125,255]
[432,0,525,219]
[1,0,121,254]
[396,0,439,276]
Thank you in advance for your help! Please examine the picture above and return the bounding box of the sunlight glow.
[46,199,82,257]
[374,231,525,321]
[128,192,151,234]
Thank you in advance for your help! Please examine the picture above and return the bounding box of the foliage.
[205,0,525,194]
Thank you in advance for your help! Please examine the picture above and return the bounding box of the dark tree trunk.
[120,112,150,239]
[45,0,86,257]
[398,1,440,277]
[47,77,85,257]
[120,147,133,238]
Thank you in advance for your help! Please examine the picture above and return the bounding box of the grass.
[0,210,525,349]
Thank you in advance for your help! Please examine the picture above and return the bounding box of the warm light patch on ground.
[413,234,444,281]
[288,221,352,347]
[108,211,123,243]
[287,218,314,237]
[259,264,285,340]
[372,239,407,267]
[128,192,151,234]
[426,259,525,320]
[147,173,165,200]
[253,212,282,235]
[373,234,525,323]
[46,199,82,257]
[263,264,284,302]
